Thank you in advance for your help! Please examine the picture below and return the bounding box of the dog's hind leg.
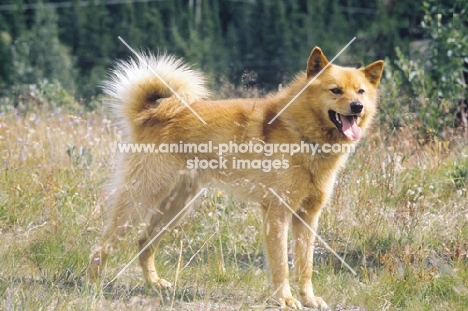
[88,160,181,282]
[138,169,203,288]
[88,187,146,281]
[88,152,195,283]
[88,182,175,281]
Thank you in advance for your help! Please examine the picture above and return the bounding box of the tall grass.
[0,106,467,310]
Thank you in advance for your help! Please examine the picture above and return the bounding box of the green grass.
[1,109,467,310]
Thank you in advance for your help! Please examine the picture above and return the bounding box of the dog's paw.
[143,270,172,289]
[148,277,172,289]
[301,295,328,310]
[278,296,302,309]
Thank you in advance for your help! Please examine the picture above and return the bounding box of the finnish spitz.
[89,47,384,309]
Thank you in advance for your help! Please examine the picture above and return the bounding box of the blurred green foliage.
[0,0,466,137]
[379,0,467,139]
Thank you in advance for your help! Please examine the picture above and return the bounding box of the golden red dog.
[89,47,383,309]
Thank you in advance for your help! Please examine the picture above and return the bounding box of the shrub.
[379,0,467,140]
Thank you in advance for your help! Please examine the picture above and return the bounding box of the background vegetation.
[1,0,418,95]
[0,0,467,310]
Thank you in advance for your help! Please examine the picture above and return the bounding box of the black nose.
[350,101,363,114]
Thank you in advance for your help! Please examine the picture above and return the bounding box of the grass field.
[1,107,467,310]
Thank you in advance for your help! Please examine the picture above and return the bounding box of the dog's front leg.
[292,199,328,310]
[263,206,302,309]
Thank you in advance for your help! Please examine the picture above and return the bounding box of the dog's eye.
[358,89,365,94]
[330,88,343,95]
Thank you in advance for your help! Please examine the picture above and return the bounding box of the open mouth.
[328,110,362,141]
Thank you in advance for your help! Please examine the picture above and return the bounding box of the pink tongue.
[340,115,361,141]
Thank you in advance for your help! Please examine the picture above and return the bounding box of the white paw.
[279,296,303,309]
[302,295,328,309]
[149,277,172,289]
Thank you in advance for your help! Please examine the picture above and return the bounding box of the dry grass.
[0,106,467,310]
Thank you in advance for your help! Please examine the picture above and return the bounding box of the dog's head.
[300,47,384,142]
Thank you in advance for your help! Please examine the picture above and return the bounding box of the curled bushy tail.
[102,53,209,132]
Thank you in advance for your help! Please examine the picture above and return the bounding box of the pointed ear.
[362,60,384,86]
[307,47,330,78]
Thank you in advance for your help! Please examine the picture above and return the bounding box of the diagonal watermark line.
[268,37,356,124]
[268,188,357,275]
[102,187,207,289]
[118,36,207,125]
